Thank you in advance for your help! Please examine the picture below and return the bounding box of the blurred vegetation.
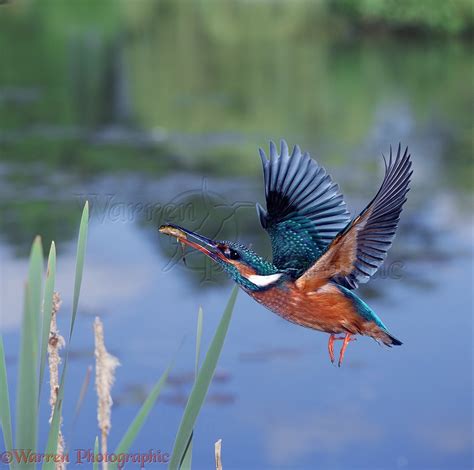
[0,200,78,256]
[0,0,472,251]
[333,0,474,35]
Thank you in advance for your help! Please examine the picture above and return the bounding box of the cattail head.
[48,292,65,413]
[94,317,120,436]
[47,291,66,469]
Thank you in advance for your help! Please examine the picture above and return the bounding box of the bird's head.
[159,223,282,291]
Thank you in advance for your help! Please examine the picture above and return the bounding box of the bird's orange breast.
[249,282,366,335]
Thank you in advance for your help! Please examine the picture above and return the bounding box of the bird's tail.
[383,331,403,346]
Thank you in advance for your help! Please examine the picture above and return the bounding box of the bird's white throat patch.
[247,273,282,287]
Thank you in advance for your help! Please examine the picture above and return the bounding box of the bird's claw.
[337,334,356,367]
[328,333,356,367]
[328,335,345,364]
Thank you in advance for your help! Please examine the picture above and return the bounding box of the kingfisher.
[160,141,412,366]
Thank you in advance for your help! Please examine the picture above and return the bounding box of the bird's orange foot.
[328,334,345,364]
[338,333,356,367]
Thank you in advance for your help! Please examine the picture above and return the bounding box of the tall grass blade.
[44,203,89,461]
[93,436,99,470]
[42,398,63,470]
[69,201,89,340]
[68,365,92,453]
[195,307,203,376]
[0,335,14,469]
[43,361,68,468]
[27,235,44,354]
[169,287,238,469]
[180,439,193,470]
[180,306,204,470]
[111,365,171,461]
[16,237,43,464]
[72,365,92,427]
[39,241,56,402]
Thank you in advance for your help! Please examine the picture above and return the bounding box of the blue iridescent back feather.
[257,140,351,277]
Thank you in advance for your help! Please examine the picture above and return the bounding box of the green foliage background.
[0,0,472,252]
[333,0,474,34]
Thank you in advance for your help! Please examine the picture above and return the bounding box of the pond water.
[0,2,472,469]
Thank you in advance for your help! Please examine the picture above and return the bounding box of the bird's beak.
[159,223,224,261]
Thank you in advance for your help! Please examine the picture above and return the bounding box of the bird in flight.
[160,141,412,366]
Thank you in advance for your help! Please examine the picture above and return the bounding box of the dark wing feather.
[257,140,351,276]
[296,144,412,291]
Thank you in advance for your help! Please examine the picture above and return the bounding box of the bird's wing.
[256,140,351,276]
[296,144,412,291]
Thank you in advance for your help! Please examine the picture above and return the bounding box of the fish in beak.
[159,223,226,262]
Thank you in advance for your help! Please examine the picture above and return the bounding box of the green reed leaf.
[16,237,43,465]
[180,306,204,470]
[69,201,89,339]
[195,307,203,377]
[0,335,14,470]
[42,398,63,470]
[38,241,56,403]
[44,202,89,464]
[110,364,171,469]
[169,286,238,469]
[93,436,99,470]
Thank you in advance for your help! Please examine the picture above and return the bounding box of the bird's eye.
[220,245,240,260]
[227,249,240,260]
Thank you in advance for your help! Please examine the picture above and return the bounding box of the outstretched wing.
[296,144,412,291]
[256,140,351,277]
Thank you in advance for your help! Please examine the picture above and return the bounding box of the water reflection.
[114,369,234,408]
